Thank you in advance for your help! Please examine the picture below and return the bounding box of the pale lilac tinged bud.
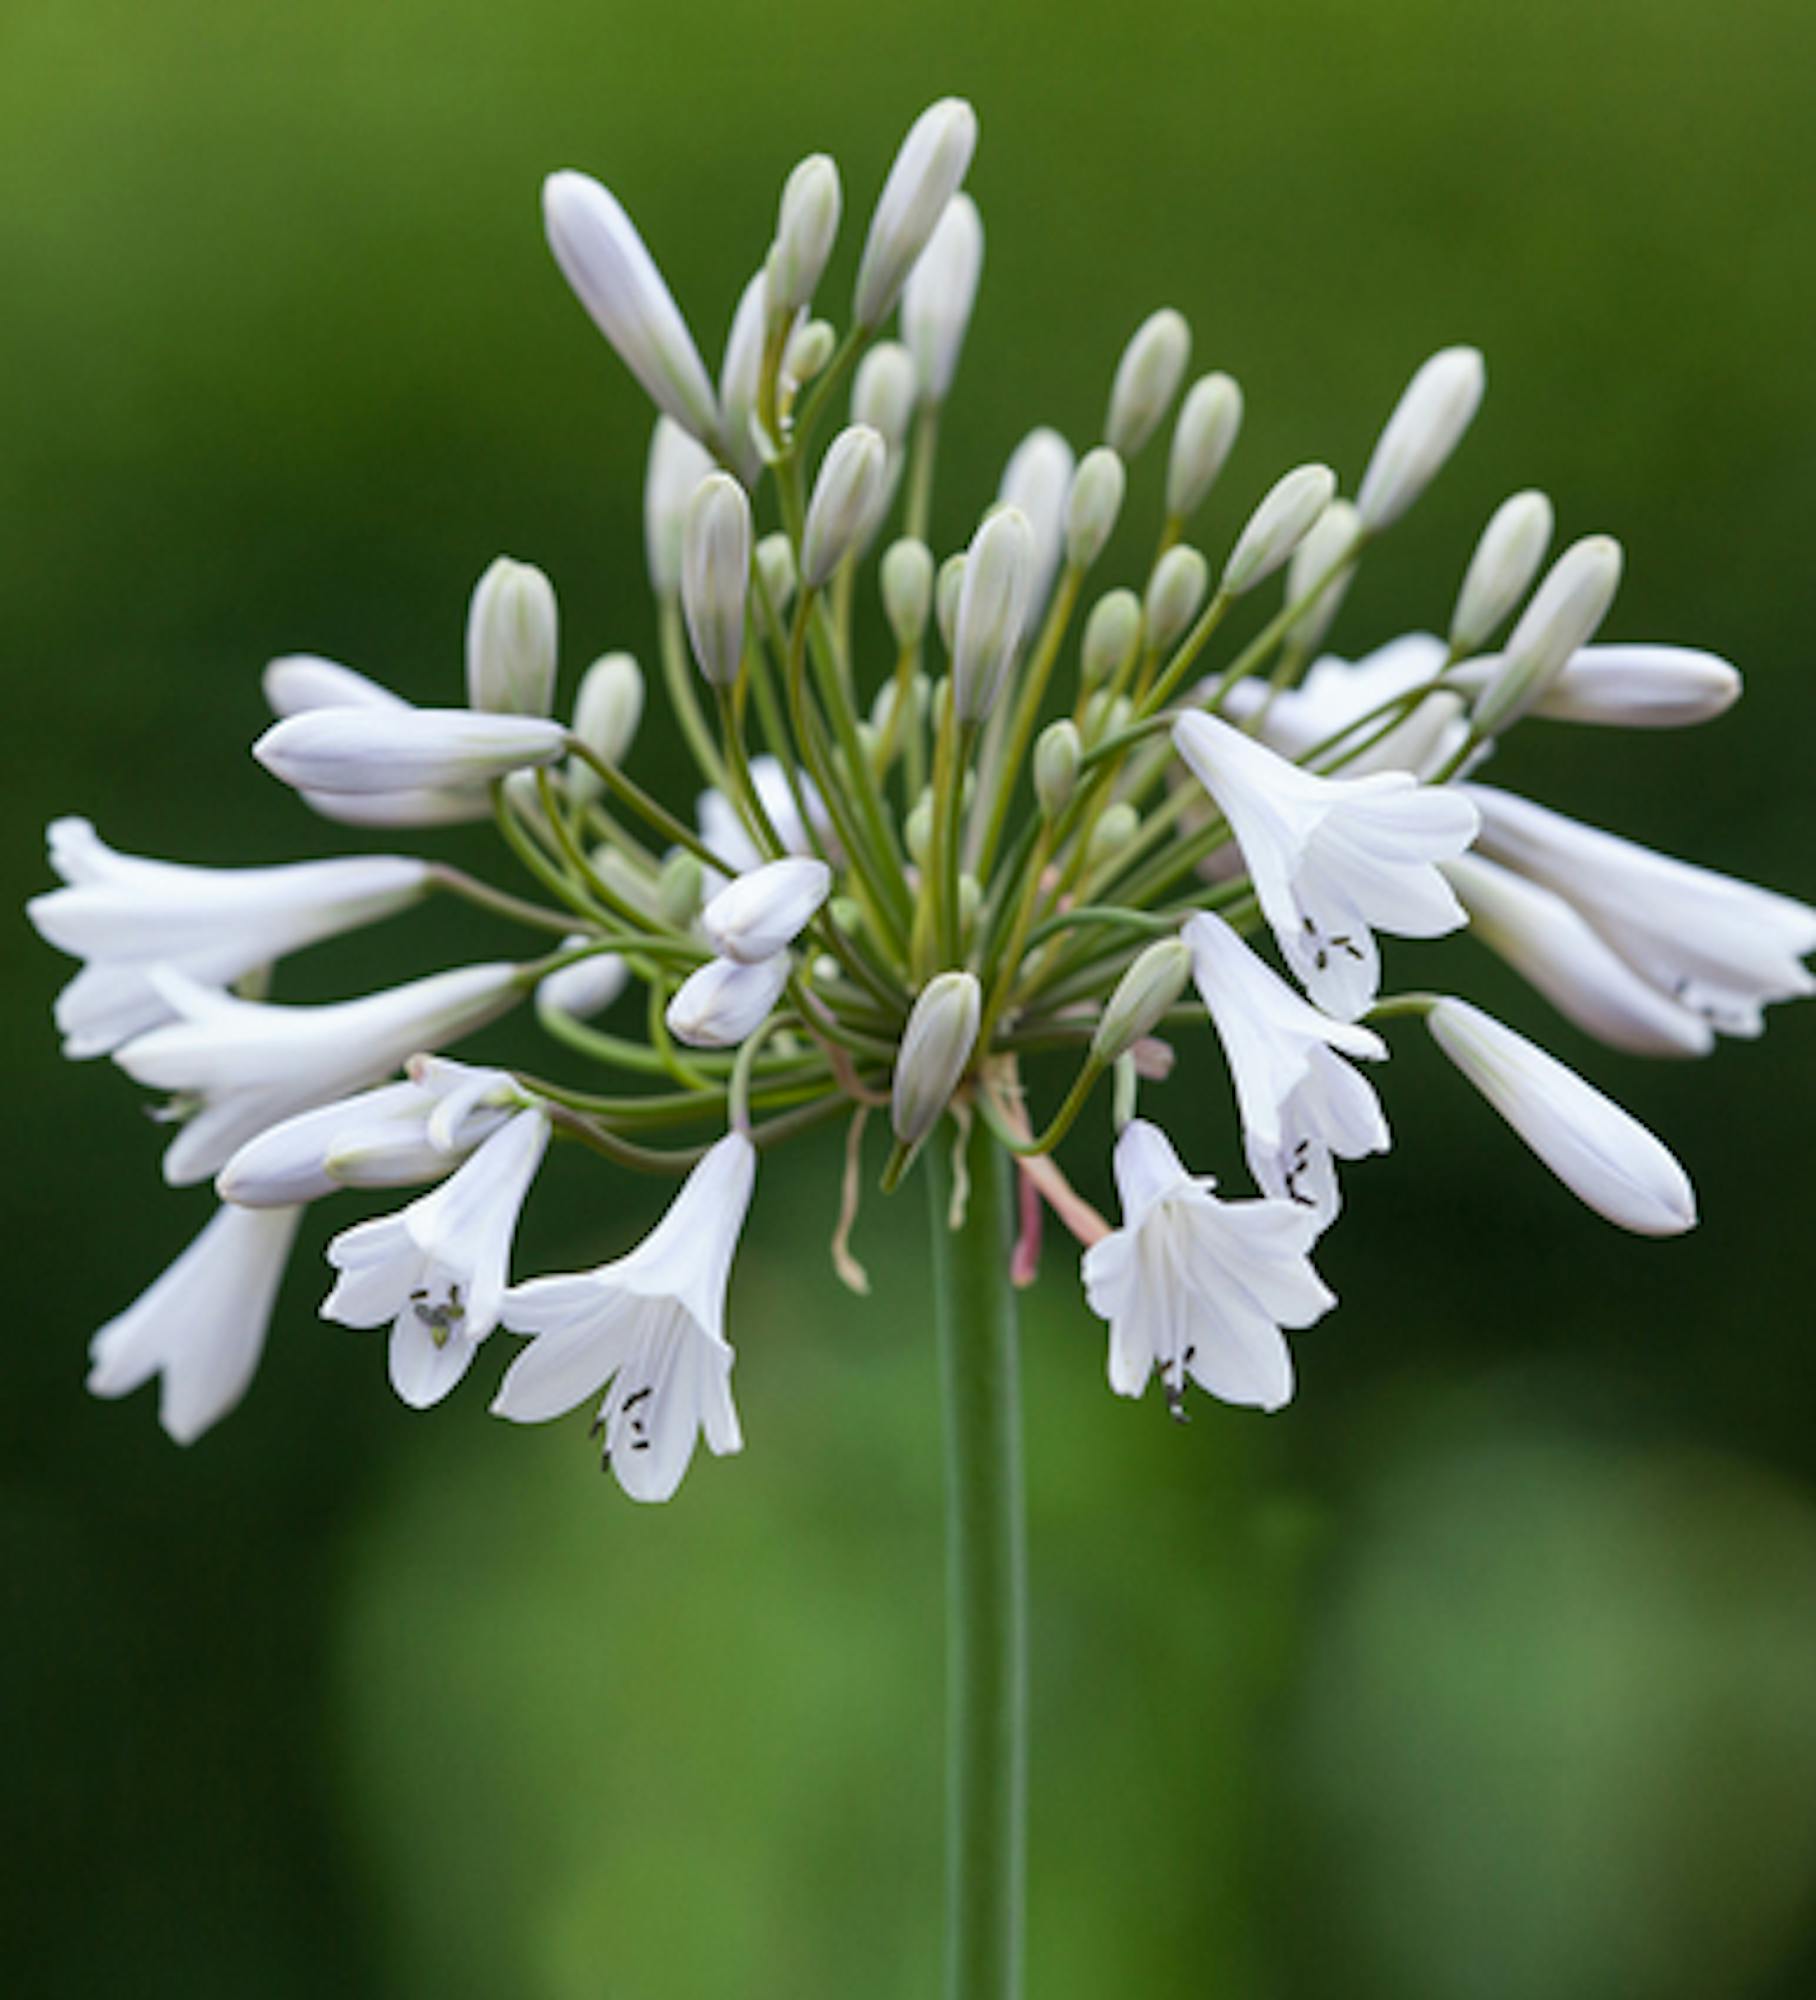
[1284,498,1362,656]
[466,557,558,717]
[700,857,832,964]
[902,192,984,403]
[1428,997,1697,1236]
[681,472,753,687]
[1356,345,1486,530]
[254,708,567,796]
[1166,372,1243,521]
[881,538,935,649]
[1143,545,1209,656]
[1092,939,1194,1061]
[952,506,1036,722]
[1471,534,1624,737]
[767,153,842,313]
[801,425,891,588]
[852,342,918,453]
[645,418,715,597]
[1450,490,1554,656]
[1081,588,1141,687]
[1065,448,1126,572]
[1104,308,1191,458]
[1221,464,1337,596]
[854,98,979,329]
[543,170,720,447]
[262,654,407,718]
[568,653,644,797]
[891,970,982,1145]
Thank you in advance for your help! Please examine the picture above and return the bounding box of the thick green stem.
[926,1121,1027,2000]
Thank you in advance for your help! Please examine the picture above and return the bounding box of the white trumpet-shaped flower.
[1173,712,1479,1019]
[1427,998,1696,1236]
[322,1106,552,1408]
[1081,1119,1334,1416]
[1220,632,1468,779]
[492,1131,754,1501]
[666,952,791,1049]
[87,1201,303,1444]
[114,961,523,1185]
[1183,911,1389,1228]
[28,817,432,1058]
[542,169,721,447]
[1465,784,1816,1038]
[700,857,832,965]
[254,707,568,798]
[216,1060,525,1207]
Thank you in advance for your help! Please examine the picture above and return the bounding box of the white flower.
[262,653,409,717]
[1465,783,1816,1038]
[28,817,431,1058]
[998,428,1076,619]
[700,857,832,964]
[114,961,523,1185]
[1448,644,1741,729]
[697,754,830,885]
[767,153,841,314]
[903,193,984,405]
[645,417,716,597]
[322,1107,551,1408]
[1443,853,1714,1058]
[1220,632,1470,779]
[88,1202,303,1444]
[492,1131,754,1501]
[1183,910,1389,1227]
[681,471,753,687]
[1080,1119,1334,1415]
[853,98,979,330]
[1173,711,1479,1019]
[542,169,721,447]
[1355,345,1486,532]
[952,506,1036,723]
[1104,308,1191,459]
[466,557,558,717]
[1449,490,1554,656]
[253,707,568,797]
[1427,998,1696,1236]
[666,952,790,1048]
[216,1061,523,1207]
[535,942,630,1024]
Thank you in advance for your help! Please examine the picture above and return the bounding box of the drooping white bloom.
[767,153,842,314]
[323,1107,551,1408]
[1220,631,1468,779]
[29,818,432,1058]
[696,754,830,884]
[466,557,558,717]
[1443,853,1714,1058]
[1221,464,1337,596]
[216,1060,525,1207]
[700,856,833,965]
[902,192,984,404]
[262,654,408,718]
[666,952,791,1048]
[1166,372,1243,523]
[493,1132,755,1502]
[1081,1119,1334,1415]
[1449,490,1554,656]
[1184,910,1389,1227]
[87,1202,303,1444]
[853,97,979,330]
[1448,645,1741,729]
[951,506,1036,723]
[1465,784,1816,1037]
[1104,308,1191,459]
[681,471,753,688]
[254,707,568,797]
[1469,534,1623,736]
[542,169,721,447]
[535,942,630,1025]
[645,417,716,597]
[114,961,523,1185]
[1173,711,1479,1019]
[1427,998,1697,1236]
[998,429,1075,618]
[801,424,891,588]
[891,971,982,1146]
[1065,447,1126,573]
[1355,346,1486,531]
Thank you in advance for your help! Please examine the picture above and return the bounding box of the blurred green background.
[5,1,1816,1994]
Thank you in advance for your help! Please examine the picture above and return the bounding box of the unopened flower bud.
[1086,801,1139,865]
[935,559,966,655]
[904,790,935,866]
[1104,308,1191,458]
[881,538,935,650]
[1080,588,1141,687]
[952,507,1036,722]
[1449,643,1741,730]
[767,153,841,313]
[1449,490,1554,656]
[852,342,918,453]
[537,945,630,1025]
[801,425,890,588]
[756,531,797,616]
[903,194,984,404]
[1143,545,1209,656]
[667,952,790,1049]
[1065,448,1126,572]
[717,271,770,487]
[255,709,567,796]
[568,653,643,798]
[891,970,982,1146]
[998,430,1075,615]
[1034,720,1082,816]
[681,473,753,687]
[1284,498,1361,657]
[1166,372,1243,522]
[1356,345,1485,532]
[785,318,836,387]
[657,851,705,929]
[701,856,832,964]
[1091,939,1194,1062]
[1221,463,1336,596]
[466,557,557,717]
[645,418,715,598]
[262,654,404,718]
[854,98,979,330]
[1471,534,1623,738]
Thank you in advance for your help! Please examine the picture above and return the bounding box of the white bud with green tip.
[466,557,558,718]
[1221,464,1336,596]
[1080,588,1141,687]
[1143,545,1209,656]
[1092,939,1194,1062]
[1034,720,1082,816]
[890,970,982,1147]
[1105,308,1191,458]
[1065,448,1126,572]
[681,472,753,688]
[1449,490,1554,657]
[801,425,891,589]
[767,153,842,314]
[882,539,936,650]
[1166,372,1243,522]
[1471,535,1623,738]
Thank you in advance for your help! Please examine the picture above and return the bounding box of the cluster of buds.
[30,98,1814,1497]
